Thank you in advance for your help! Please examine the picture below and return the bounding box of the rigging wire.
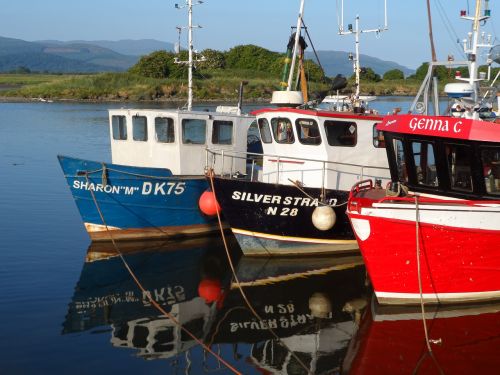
[435,0,467,59]
[301,19,327,80]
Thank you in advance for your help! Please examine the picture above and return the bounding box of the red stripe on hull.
[349,213,500,300]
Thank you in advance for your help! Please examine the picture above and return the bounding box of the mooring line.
[414,195,444,375]
[84,172,242,375]
[207,169,313,375]
[288,178,348,207]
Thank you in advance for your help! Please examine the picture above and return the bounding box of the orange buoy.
[199,190,221,216]
[198,278,222,303]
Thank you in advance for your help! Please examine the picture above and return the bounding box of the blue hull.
[58,155,220,240]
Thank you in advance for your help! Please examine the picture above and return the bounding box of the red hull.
[348,210,500,303]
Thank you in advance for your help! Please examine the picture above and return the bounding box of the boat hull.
[348,200,500,304]
[210,176,358,256]
[58,155,221,241]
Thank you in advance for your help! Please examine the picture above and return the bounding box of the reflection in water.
[210,255,368,374]
[62,238,500,374]
[345,299,500,375]
[63,236,235,361]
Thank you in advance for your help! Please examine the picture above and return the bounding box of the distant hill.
[0,36,413,76]
[306,50,414,78]
[39,39,175,57]
[0,36,142,73]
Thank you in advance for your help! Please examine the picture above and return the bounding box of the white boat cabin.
[253,107,390,189]
[109,107,256,175]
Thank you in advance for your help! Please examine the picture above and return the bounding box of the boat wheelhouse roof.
[251,107,383,122]
[109,106,253,120]
[378,114,500,143]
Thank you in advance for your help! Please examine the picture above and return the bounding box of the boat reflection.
[62,235,237,360]
[63,240,500,373]
[345,298,500,374]
[209,255,369,374]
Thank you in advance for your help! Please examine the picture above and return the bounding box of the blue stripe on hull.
[58,155,216,238]
[233,232,359,257]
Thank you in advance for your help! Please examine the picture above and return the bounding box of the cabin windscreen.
[411,141,438,187]
[445,143,473,192]
[372,124,385,148]
[132,116,148,141]
[182,119,206,144]
[258,118,272,144]
[155,117,175,143]
[112,115,127,140]
[295,118,321,145]
[212,120,233,145]
[271,117,294,144]
[324,121,357,147]
[481,147,500,195]
[393,138,408,183]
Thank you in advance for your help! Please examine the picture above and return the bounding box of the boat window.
[182,118,206,144]
[212,120,233,145]
[373,124,385,148]
[155,117,175,143]
[271,117,294,144]
[411,141,438,187]
[481,147,500,195]
[393,138,408,183]
[132,116,148,141]
[111,115,127,140]
[295,118,321,145]
[258,118,272,144]
[324,120,357,146]
[445,143,473,192]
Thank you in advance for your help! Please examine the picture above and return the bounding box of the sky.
[0,0,498,69]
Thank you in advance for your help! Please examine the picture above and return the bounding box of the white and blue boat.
[58,0,259,241]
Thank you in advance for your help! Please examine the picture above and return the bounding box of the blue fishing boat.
[58,0,259,241]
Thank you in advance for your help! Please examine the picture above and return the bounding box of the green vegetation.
[1,45,498,102]
[383,69,405,80]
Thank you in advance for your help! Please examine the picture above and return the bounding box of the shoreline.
[0,94,414,105]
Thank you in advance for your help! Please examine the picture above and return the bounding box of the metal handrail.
[205,147,389,174]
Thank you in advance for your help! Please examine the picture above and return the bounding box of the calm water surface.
[1,99,498,374]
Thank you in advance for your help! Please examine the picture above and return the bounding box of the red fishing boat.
[347,1,500,304]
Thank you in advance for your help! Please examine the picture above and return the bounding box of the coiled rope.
[83,172,242,375]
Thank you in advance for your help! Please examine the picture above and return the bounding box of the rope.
[288,178,348,207]
[83,172,242,375]
[75,166,202,181]
[415,195,433,354]
[207,169,313,375]
[414,195,445,375]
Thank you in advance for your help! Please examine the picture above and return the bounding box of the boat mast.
[338,0,388,99]
[287,0,306,91]
[175,0,205,111]
[425,0,437,62]
[458,0,492,101]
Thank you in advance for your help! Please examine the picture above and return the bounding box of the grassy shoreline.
[0,72,426,102]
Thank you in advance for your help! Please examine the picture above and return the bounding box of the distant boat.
[58,0,260,241]
[321,0,388,111]
[347,0,500,305]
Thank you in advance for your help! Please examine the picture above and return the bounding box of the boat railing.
[205,148,390,188]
